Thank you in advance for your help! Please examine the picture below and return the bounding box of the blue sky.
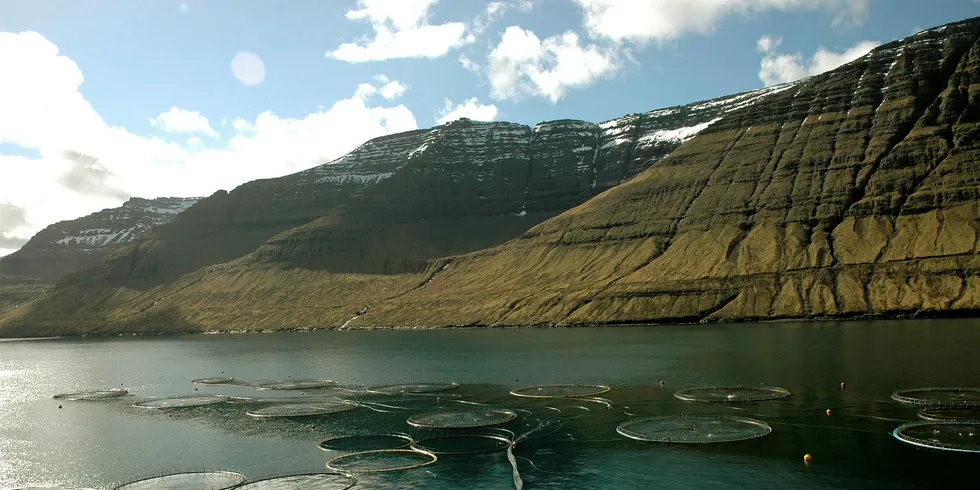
[0,0,977,255]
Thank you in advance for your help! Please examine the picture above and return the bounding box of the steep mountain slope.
[4,18,977,336]
[0,197,199,283]
[0,83,778,335]
[360,18,980,327]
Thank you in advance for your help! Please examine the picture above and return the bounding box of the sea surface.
[1,319,978,489]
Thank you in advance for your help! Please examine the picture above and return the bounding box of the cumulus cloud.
[489,26,620,102]
[573,0,870,44]
[0,202,29,251]
[757,34,880,86]
[436,98,499,124]
[149,107,219,137]
[379,80,408,100]
[327,0,470,62]
[0,30,419,252]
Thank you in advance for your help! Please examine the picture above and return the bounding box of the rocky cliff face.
[3,18,977,336]
[0,197,199,283]
[360,18,980,327]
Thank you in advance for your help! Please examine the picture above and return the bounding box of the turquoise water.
[1,319,978,488]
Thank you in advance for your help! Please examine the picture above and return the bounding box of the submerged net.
[132,395,230,410]
[256,379,338,391]
[674,386,791,402]
[368,382,459,395]
[892,421,980,453]
[326,449,437,473]
[617,415,772,444]
[233,473,355,489]
[510,384,610,399]
[246,400,358,418]
[918,408,980,422]
[891,387,980,407]
[319,434,414,452]
[53,389,128,401]
[407,409,517,429]
[113,471,245,489]
[412,434,512,455]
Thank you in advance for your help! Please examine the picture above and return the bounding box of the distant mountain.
[0,197,199,283]
[4,17,978,336]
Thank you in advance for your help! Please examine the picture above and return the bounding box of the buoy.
[514,378,519,382]
[58,405,62,409]
[826,409,832,416]
[311,425,316,430]
[194,387,198,391]
[659,380,664,386]
[840,382,846,390]
[804,453,813,463]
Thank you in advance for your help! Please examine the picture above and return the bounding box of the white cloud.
[473,0,534,33]
[436,97,499,124]
[0,31,418,254]
[149,107,219,137]
[757,34,879,86]
[327,0,470,62]
[458,54,482,74]
[379,80,408,99]
[488,26,620,102]
[573,0,870,44]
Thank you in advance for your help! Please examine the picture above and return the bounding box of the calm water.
[1,319,978,489]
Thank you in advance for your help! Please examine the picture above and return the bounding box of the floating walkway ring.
[674,386,791,403]
[407,409,517,429]
[892,421,980,454]
[411,434,512,455]
[891,387,980,407]
[319,434,415,452]
[509,384,610,398]
[617,415,773,444]
[326,449,437,473]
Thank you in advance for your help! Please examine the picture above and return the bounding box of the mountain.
[2,18,978,336]
[0,197,200,283]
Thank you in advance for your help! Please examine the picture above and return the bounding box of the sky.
[0,0,977,257]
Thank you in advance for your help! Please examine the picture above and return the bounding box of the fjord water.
[1,320,977,489]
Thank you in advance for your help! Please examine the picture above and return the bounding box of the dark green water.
[1,319,978,489]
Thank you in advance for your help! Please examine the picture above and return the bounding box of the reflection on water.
[0,319,978,489]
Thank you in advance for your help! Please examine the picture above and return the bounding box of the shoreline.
[3,308,979,341]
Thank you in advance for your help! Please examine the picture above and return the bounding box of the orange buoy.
[840,382,846,390]
[826,409,832,416]
[804,453,813,463]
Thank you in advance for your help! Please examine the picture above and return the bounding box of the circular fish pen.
[412,434,512,455]
[319,434,414,452]
[892,421,980,453]
[132,395,230,410]
[113,470,245,489]
[407,409,517,429]
[256,379,338,391]
[918,407,980,422]
[246,400,358,418]
[326,449,437,474]
[509,384,610,399]
[232,473,355,489]
[368,382,460,395]
[674,386,791,403]
[616,415,773,444]
[891,387,980,407]
[52,389,128,401]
